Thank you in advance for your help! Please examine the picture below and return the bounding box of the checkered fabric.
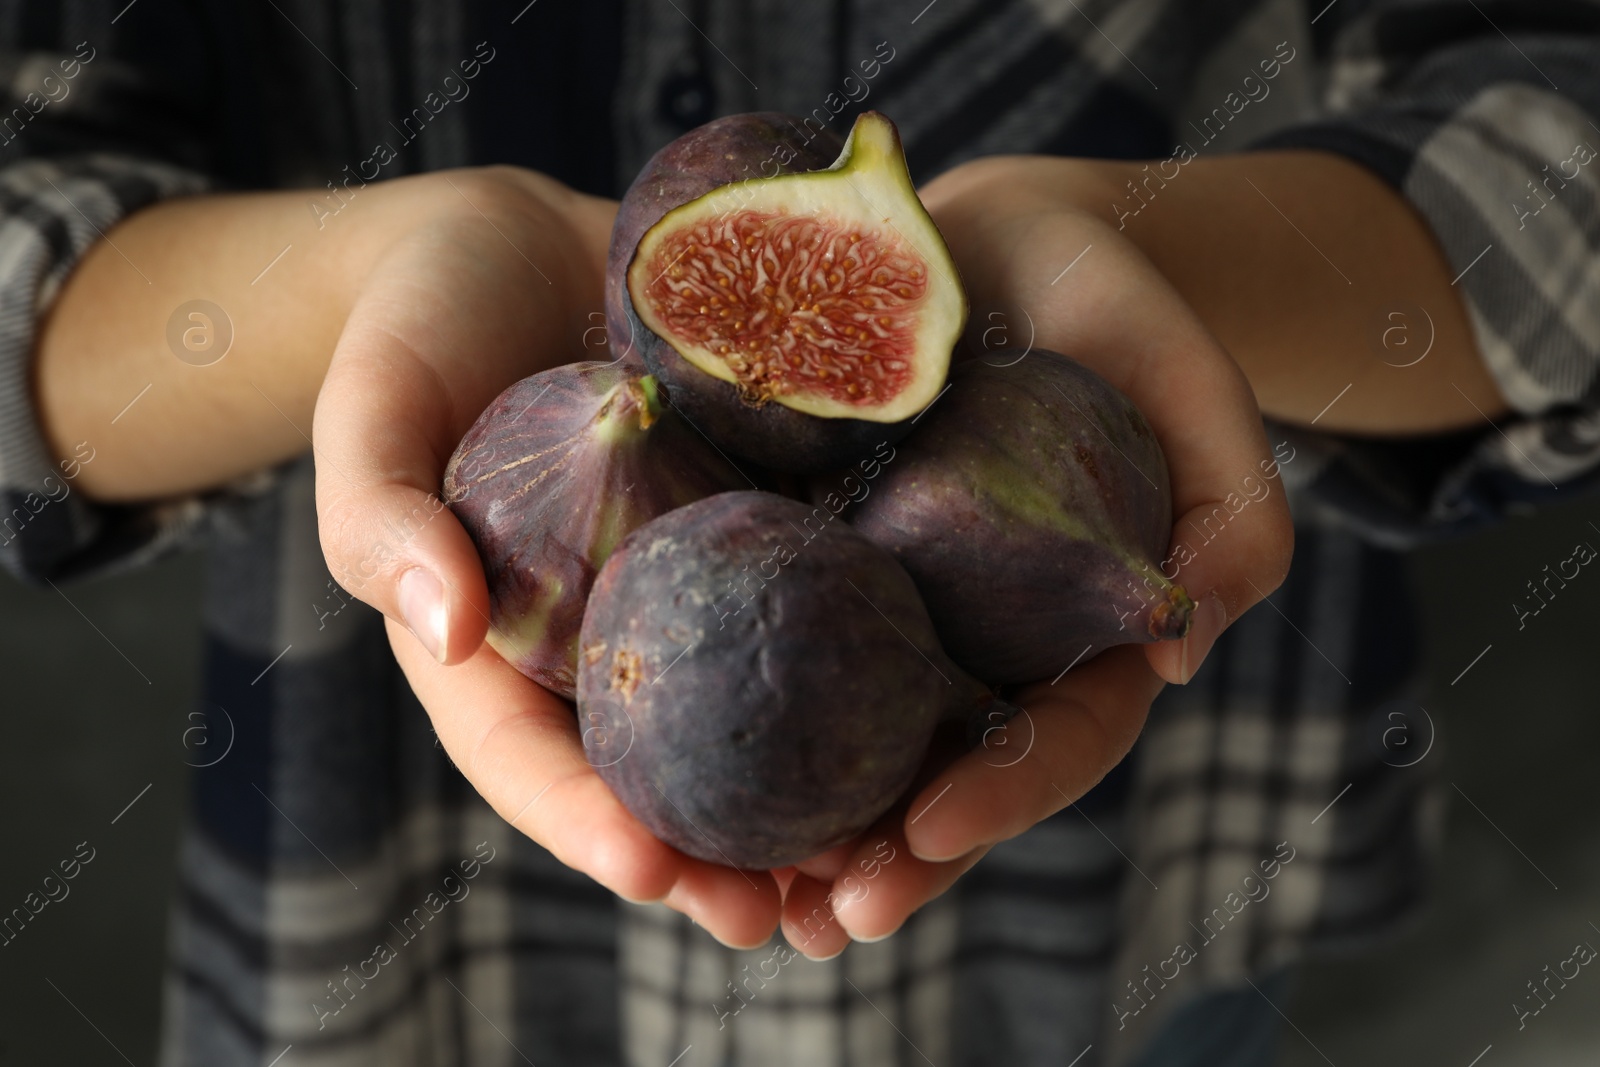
[1,1,1597,1064]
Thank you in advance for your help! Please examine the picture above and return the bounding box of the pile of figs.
[443,111,1192,870]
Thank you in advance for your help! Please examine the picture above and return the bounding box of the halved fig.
[614,111,966,473]
[442,361,749,698]
[605,112,847,372]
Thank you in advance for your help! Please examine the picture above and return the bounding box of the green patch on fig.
[842,350,1193,685]
[576,490,1011,869]
[442,361,749,698]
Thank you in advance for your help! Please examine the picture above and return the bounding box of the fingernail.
[399,567,448,663]
[833,896,901,943]
[615,892,663,906]
[906,838,963,864]
[1179,594,1227,684]
[906,825,967,863]
[788,921,848,960]
[708,929,771,952]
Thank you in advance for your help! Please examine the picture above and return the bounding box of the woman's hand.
[312,167,783,949]
[779,156,1295,955]
[35,160,786,946]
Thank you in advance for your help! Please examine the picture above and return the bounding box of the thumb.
[318,473,491,666]
[312,327,492,667]
[1143,488,1294,686]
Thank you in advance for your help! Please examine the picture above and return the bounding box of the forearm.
[32,169,612,502]
[1111,149,1509,433]
[929,151,1510,434]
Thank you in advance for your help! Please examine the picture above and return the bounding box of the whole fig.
[843,350,1193,685]
[576,490,1010,869]
[443,361,749,698]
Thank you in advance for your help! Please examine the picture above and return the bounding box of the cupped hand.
[781,155,1295,954]
[311,166,782,949]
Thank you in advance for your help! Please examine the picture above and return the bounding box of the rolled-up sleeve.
[1252,1,1600,547]
[0,34,223,584]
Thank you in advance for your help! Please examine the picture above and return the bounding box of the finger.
[663,863,784,951]
[826,826,988,945]
[778,873,852,960]
[769,865,799,898]
[389,616,677,899]
[1142,489,1292,686]
[904,645,1163,863]
[387,618,782,945]
[312,204,568,665]
[313,287,505,662]
[1107,269,1293,685]
[790,840,857,884]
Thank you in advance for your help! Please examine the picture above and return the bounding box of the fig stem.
[635,375,663,430]
[1150,583,1195,640]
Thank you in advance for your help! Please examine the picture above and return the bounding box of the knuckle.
[449,165,543,223]
[314,492,360,566]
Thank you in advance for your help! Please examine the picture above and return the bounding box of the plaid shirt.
[2,1,1597,1064]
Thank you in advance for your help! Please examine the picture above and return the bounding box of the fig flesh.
[611,111,966,473]
[575,490,1010,869]
[605,112,845,370]
[442,361,749,698]
[843,351,1193,685]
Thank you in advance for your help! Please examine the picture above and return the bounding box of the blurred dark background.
[0,490,1597,1064]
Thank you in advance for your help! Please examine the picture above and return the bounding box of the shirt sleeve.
[1249,0,1600,548]
[0,40,252,586]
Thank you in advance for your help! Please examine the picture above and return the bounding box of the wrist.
[1096,150,1507,431]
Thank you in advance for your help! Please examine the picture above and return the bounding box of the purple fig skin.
[575,490,1011,870]
[606,112,916,474]
[442,361,750,698]
[841,351,1194,686]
